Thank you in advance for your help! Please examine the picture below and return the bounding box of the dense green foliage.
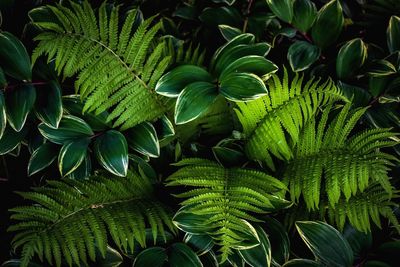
[1,0,400,266]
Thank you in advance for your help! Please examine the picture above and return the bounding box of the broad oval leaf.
[155,115,175,144]
[282,259,322,267]
[173,209,211,235]
[1,259,43,267]
[34,80,63,128]
[5,84,36,132]
[219,72,267,101]
[367,60,397,77]
[97,246,123,267]
[295,221,353,267]
[218,24,242,41]
[0,125,28,155]
[266,0,294,23]
[94,130,128,177]
[175,81,218,124]
[169,243,202,267]
[387,16,400,53]
[184,233,214,256]
[238,225,271,267]
[336,38,367,80]
[311,0,344,50]
[38,115,94,144]
[126,122,160,158]
[220,55,278,80]
[156,65,213,97]
[58,138,90,176]
[0,31,31,80]
[133,247,167,267]
[288,41,320,72]
[28,142,58,176]
[66,154,91,180]
[264,217,290,265]
[0,91,6,139]
[292,0,317,33]
[343,224,372,260]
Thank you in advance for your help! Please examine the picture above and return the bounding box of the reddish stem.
[4,81,49,91]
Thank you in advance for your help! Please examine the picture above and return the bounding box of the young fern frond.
[283,103,399,232]
[30,1,171,130]
[8,170,175,267]
[235,69,345,170]
[166,158,289,262]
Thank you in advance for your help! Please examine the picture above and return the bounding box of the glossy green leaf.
[221,55,278,80]
[343,225,372,260]
[133,247,167,267]
[184,234,214,256]
[1,259,43,267]
[238,225,271,267]
[5,84,36,132]
[28,142,58,176]
[199,6,242,28]
[169,243,203,267]
[38,115,94,144]
[387,16,400,53]
[263,217,290,265]
[173,210,211,235]
[212,146,246,167]
[175,81,218,124]
[368,60,397,77]
[282,259,322,267]
[0,31,31,80]
[34,80,63,128]
[311,0,344,49]
[126,122,160,157]
[155,115,175,144]
[0,91,6,139]
[292,0,317,33]
[156,65,213,97]
[97,246,123,267]
[296,221,353,267]
[219,72,267,101]
[174,5,197,21]
[94,130,128,177]
[0,66,6,88]
[218,24,242,41]
[266,0,294,23]
[288,41,320,72]
[199,251,219,267]
[66,154,91,180]
[58,138,90,176]
[0,125,28,155]
[336,38,367,80]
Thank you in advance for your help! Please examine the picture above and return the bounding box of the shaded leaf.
[133,247,167,267]
[336,38,367,80]
[28,142,58,176]
[288,41,320,72]
[34,80,63,128]
[126,122,160,157]
[266,0,294,23]
[169,243,202,267]
[387,16,400,53]
[58,138,90,176]
[292,0,317,33]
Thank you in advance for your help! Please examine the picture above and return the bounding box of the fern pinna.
[284,103,400,232]
[235,69,345,170]
[166,158,290,262]
[8,170,175,267]
[30,1,171,130]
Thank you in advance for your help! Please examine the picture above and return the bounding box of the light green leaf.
[34,80,63,128]
[220,55,278,80]
[219,72,267,101]
[336,38,367,80]
[94,130,128,177]
[288,41,320,72]
[175,81,218,124]
[28,142,58,176]
[169,243,203,267]
[133,247,167,267]
[311,0,344,50]
[0,31,32,80]
[58,138,90,176]
[5,84,36,132]
[126,122,160,157]
[296,221,353,267]
[156,65,213,97]
[266,0,294,23]
[38,115,94,144]
[292,0,317,33]
[387,16,400,53]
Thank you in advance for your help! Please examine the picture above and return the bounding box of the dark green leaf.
[173,210,211,235]
[126,122,160,157]
[199,251,219,267]
[367,60,397,77]
[263,217,290,265]
[66,154,91,180]
[94,130,128,177]
[0,31,31,80]
[282,259,322,267]
[58,138,90,176]
[1,259,43,267]
[155,115,175,144]
[133,247,167,267]
[343,224,372,260]
[156,65,213,97]
[238,225,271,267]
[336,38,367,80]
[220,55,278,79]
[5,84,36,132]
[0,91,6,139]
[199,6,242,28]
[0,66,6,88]
[184,234,214,255]
[212,0,236,5]
[296,221,353,267]
[219,72,267,101]
[28,142,58,176]
[174,5,197,21]
[337,82,371,107]
[364,261,391,267]
[266,0,294,23]
[169,243,202,267]
[97,246,123,267]
[288,41,320,72]
[218,24,242,41]
[311,0,344,49]
[292,0,317,33]
[0,125,28,155]
[38,115,94,144]
[175,81,218,124]
[212,146,246,167]
[34,80,63,128]
[387,16,400,53]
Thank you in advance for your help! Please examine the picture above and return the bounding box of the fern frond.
[283,103,399,232]
[8,170,175,267]
[166,159,289,262]
[31,1,172,130]
[235,68,345,170]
